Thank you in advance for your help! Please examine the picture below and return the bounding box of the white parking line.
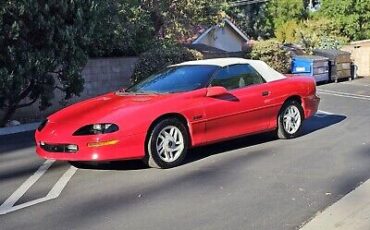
[0,161,77,215]
[0,160,54,213]
[318,89,370,101]
[340,82,370,87]
[47,166,77,198]
[317,110,334,115]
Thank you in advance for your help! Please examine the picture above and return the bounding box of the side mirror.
[206,86,228,97]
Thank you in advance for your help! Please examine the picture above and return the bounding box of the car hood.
[48,92,168,124]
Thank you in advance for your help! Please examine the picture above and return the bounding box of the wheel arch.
[145,113,192,148]
[284,95,302,105]
[277,95,304,122]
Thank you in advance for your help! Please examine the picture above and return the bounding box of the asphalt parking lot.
[0,78,369,230]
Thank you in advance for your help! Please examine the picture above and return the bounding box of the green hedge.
[250,40,291,74]
[131,44,203,83]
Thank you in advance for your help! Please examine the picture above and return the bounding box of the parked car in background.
[35,58,320,168]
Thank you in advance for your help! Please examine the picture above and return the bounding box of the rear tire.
[143,118,188,169]
[277,100,304,139]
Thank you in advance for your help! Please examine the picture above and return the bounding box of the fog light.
[87,140,119,148]
[66,144,78,152]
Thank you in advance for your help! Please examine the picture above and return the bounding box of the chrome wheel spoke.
[169,127,175,137]
[173,129,179,141]
[157,142,164,151]
[173,145,183,152]
[283,105,301,134]
[158,133,165,140]
[168,150,174,160]
[156,125,185,163]
[163,150,170,161]
[158,148,165,159]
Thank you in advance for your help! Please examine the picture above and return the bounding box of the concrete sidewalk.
[300,179,370,230]
[0,122,40,136]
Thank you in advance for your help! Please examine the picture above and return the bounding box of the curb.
[0,122,40,136]
[300,179,370,230]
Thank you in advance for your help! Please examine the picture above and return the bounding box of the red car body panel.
[35,75,319,162]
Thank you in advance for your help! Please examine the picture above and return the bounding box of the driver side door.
[203,64,273,143]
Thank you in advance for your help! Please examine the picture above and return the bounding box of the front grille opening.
[40,142,78,153]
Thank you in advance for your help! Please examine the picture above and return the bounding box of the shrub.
[250,40,291,74]
[131,43,204,83]
[275,20,299,44]
[295,18,349,53]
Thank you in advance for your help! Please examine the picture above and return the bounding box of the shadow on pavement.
[69,160,148,171]
[301,113,346,135]
[0,162,66,183]
[73,113,346,171]
[0,131,35,154]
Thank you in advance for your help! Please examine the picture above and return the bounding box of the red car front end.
[35,120,146,161]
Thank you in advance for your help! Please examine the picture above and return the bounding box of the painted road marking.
[317,110,334,115]
[0,160,54,212]
[315,110,337,118]
[340,82,370,87]
[0,160,77,215]
[318,89,370,101]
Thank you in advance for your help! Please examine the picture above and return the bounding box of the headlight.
[73,123,119,136]
[38,119,48,131]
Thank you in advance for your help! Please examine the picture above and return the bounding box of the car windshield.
[124,65,218,94]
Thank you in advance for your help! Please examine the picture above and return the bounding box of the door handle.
[262,91,270,96]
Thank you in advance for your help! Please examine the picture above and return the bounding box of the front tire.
[277,100,304,139]
[144,118,189,169]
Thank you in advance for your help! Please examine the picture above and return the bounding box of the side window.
[242,64,265,86]
[210,64,265,90]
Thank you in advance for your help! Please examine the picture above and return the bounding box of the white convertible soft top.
[172,58,286,82]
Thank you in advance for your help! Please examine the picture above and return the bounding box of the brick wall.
[4,57,138,123]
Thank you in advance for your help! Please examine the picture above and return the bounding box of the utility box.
[291,55,330,83]
[313,49,352,82]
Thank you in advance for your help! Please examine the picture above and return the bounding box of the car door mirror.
[206,86,228,97]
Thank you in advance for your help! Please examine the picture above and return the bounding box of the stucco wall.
[5,57,138,123]
[342,44,370,77]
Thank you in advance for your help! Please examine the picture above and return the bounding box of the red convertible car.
[35,58,320,168]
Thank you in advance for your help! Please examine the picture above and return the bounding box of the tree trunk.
[0,106,17,127]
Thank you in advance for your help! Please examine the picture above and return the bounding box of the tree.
[318,0,370,40]
[88,0,154,57]
[139,0,229,42]
[267,0,308,29]
[229,0,307,40]
[275,20,299,43]
[228,2,274,39]
[89,0,230,56]
[295,18,349,53]
[0,0,97,126]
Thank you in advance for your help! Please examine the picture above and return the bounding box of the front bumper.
[35,130,146,161]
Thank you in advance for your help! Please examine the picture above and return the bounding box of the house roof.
[185,44,227,54]
[171,58,286,82]
[192,18,249,44]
